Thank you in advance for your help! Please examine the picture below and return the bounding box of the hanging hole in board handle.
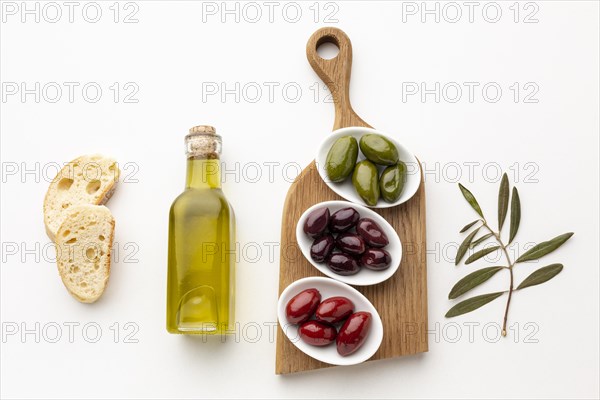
[306,28,354,101]
[307,28,352,68]
[307,27,369,130]
[316,37,340,60]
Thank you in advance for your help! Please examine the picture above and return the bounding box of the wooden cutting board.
[276,27,428,375]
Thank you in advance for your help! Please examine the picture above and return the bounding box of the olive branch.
[446,173,573,337]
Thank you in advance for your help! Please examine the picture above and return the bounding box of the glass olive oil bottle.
[167,125,235,334]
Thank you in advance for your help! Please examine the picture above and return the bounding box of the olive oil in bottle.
[167,125,235,334]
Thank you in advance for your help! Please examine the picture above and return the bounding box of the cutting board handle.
[307,27,372,131]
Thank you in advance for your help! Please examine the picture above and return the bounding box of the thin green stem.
[481,221,515,337]
[503,269,514,336]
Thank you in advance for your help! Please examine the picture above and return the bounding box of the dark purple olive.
[335,233,366,256]
[310,234,335,263]
[329,207,360,233]
[360,248,392,271]
[326,253,360,276]
[356,218,389,248]
[303,207,330,238]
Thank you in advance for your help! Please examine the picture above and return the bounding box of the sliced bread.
[44,154,120,241]
[55,205,115,303]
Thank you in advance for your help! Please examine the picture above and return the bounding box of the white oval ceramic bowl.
[277,277,383,366]
[316,127,421,208]
[296,201,402,286]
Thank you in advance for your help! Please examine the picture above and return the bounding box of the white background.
[1,1,599,399]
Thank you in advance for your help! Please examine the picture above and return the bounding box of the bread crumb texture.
[43,155,119,241]
[55,205,115,303]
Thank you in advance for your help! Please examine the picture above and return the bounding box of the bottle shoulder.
[170,188,232,216]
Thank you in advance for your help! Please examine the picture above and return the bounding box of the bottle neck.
[185,158,221,189]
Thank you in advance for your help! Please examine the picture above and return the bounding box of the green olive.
[325,136,359,183]
[380,162,406,203]
[352,160,380,206]
[359,134,399,166]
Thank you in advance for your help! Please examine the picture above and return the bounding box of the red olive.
[329,207,360,233]
[360,248,392,271]
[303,207,330,238]
[335,233,366,255]
[326,253,360,276]
[315,296,355,324]
[336,311,372,356]
[285,288,321,325]
[299,320,337,346]
[356,218,389,248]
[310,234,335,263]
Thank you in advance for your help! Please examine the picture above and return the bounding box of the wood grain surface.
[276,27,428,375]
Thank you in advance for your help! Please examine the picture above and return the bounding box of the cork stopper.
[185,125,221,159]
[189,125,216,135]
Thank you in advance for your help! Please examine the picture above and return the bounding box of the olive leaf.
[498,173,509,232]
[455,227,481,266]
[458,183,484,218]
[445,292,504,318]
[470,233,494,249]
[517,264,563,290]
[516,233,574,263]
[451,172,573,337]
[460,219,480,233]
[509,187,521,244]
[449,267,504,299]
[465,246,500,265]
